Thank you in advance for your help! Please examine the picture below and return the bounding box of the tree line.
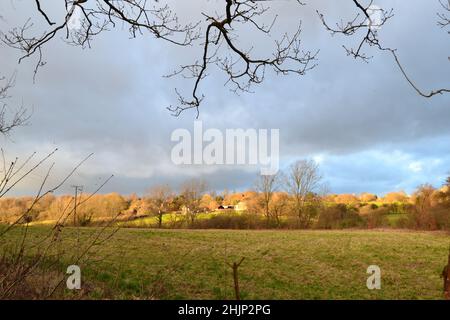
[1,160,449,230]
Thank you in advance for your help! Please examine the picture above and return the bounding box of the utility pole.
[71,185,83,226]
[71,185,83,260]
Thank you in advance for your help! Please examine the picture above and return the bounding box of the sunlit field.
[2,226,448,300]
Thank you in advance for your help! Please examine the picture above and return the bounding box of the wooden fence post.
[228,257,245,300]
[443,248,450,300]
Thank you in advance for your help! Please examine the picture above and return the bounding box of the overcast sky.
[0,0,449,196]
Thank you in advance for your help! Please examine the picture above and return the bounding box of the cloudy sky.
[0,0,449,196]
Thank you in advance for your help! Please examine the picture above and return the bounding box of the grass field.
[1,227,449,299]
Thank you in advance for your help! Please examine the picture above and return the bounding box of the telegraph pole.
[71,185,83,226]
[72,185,83,259]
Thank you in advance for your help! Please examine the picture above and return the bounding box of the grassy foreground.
[1,227,449,299]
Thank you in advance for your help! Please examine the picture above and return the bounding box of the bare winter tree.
[285,159,322,228]
[269,192,289,227]
[147,184,173,228]
[0,1,448,117]
[181,179,207,226]
[255,173,280,224]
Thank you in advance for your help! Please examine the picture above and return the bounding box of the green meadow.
[1,226,449,299]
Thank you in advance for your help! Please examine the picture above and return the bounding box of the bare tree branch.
[167,0,317,117]
[318,0,450,98]
[35,0,56,26]
[438,0,450,29]
[1,0,448,117]
[0,74,30,136]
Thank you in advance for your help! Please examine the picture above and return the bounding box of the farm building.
[216,201,247,212]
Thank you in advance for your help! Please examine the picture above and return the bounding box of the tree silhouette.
[1,0,448,117]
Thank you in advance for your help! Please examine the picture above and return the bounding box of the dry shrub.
[315,204,364,229]
[0,247,91,299]
[191,213,264,229]
[430,207,450,230]
[365,208,389,229]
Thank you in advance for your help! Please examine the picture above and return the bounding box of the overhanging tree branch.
[318,0,450,98]
[1,0,448,117]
